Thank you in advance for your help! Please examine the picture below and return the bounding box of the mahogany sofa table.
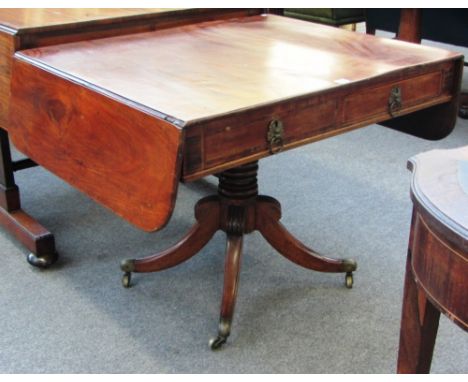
[8,14,463,348]
[0,8,261,267]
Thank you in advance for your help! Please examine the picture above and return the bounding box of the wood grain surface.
[0,31,14,129]
[0,8,182,32]
[9,59,183,232]
[0,8,261,131]
[8,14,463,230]
[16,15,461,124]
[0,9,261,35]
[1,8,170,131]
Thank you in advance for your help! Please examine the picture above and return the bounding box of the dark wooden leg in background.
[365,23,376,35]
[397,9,422,43]
[0,129,21,213]
[397,251,440,373]
[0,129,57,267]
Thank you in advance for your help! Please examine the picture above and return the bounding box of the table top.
[409,146,468,241]
[9,14,463,232]
[0,8,261,131]
[0,8,181,33]
[16,14,461,126]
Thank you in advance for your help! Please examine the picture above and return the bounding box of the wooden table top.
[0,8,261,131]
[0,8,180,33]
[16,14,461,125]
[9,14,463,231]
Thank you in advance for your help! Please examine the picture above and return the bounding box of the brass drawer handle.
[388,86,402,117]
[267,119,284,154]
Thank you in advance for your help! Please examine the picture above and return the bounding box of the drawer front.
[343,71,442,124]
[184,97,338,176]
[204,99,337,167]
[183,65,456,181]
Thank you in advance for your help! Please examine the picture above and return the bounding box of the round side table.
[397,147,468,373]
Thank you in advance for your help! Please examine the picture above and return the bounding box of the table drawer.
[343,71,443,124]
[205,99,337,167]
[183,97,338,177]
[182,64,458,181]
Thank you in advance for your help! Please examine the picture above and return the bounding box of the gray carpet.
[1,37,468,373]
[1,118,467,373]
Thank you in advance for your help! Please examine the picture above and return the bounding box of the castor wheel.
[122,272,132,288]
[27,251,58,268]
[209,335,227,350]
[345,272,353,289]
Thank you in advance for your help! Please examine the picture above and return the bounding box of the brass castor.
[209,318,231,350]
[122,272,132,288]
[120,259,135,288]
[27,251,58,268]
[209,335,227,350]
[345,272,354,289]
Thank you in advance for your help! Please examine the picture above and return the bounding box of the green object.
[284,8,365,26]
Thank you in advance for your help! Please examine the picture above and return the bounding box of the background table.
[398,147,468,373]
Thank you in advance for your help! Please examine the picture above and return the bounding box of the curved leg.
[255,196,356,280]
[120,196,220,286]
[210,233,244,350]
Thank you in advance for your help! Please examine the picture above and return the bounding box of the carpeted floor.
[1,36,468,373]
